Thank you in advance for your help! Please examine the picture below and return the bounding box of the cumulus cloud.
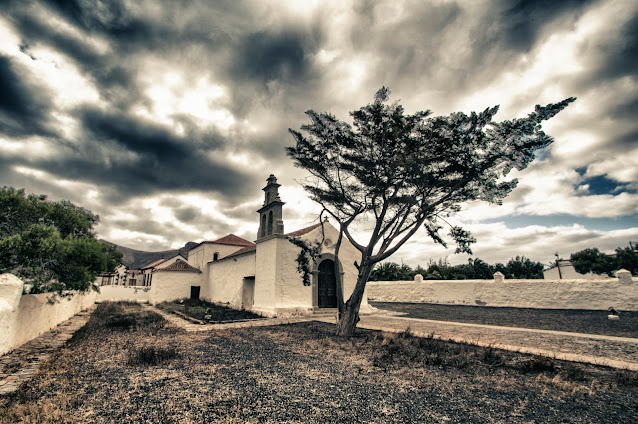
[1,0,636,263]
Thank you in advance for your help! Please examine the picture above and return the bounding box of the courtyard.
[1,302,637,423]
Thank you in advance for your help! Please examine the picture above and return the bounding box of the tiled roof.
[141,258,167,270]
[286,222,323,238]
[190,234,255,251]
[211,234,255,246]
[222,244,257,260]
[154,259,202,273]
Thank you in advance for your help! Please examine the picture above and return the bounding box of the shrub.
[127,346,179,366]
[522,356,556,373]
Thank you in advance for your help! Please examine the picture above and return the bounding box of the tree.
[370,261,416,281]
[0,187,122,294]
[424,258,460,280]
[287,87,574,336]
[369,262,401,281]
[615,242,638,276]
[570,247,616,276]
[504,256,545,279]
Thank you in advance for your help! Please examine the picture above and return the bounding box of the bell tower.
[257,174,285,239]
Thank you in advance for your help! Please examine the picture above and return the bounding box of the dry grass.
[1,303,637,423]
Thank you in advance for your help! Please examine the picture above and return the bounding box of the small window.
[213,252,219,261]
[129,278,137,286]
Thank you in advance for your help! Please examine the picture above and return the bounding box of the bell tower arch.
[257,174,285,239]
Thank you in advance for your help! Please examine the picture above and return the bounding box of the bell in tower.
[257,174,285,239]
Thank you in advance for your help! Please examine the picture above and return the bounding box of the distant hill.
[99,240,198,270]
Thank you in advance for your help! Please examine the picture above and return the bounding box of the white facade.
[206,250,256,308]
[113,175,370,317]
[188,243,245,270]
[149,260,204,305]
[202,221,370,317]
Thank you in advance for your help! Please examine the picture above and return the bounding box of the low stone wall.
[367,271,638,311]
[0,273,97,356]
[96,285,151,303]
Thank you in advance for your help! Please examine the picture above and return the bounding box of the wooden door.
[318,260,337,308]
[190,286,200,300]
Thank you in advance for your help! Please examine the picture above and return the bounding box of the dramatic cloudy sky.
[1,0,637,267]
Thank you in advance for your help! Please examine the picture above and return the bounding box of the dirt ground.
[1,303,637,423]
[371,302,638,338]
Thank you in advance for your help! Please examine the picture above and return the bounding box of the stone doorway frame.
[312,253,344,309]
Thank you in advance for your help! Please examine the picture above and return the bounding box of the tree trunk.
[335,263,373,336]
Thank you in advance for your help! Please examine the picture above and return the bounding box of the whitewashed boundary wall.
[149,272,204,305]
[96,285,150,303]
[0,273,97,356]
[367,270,638,311]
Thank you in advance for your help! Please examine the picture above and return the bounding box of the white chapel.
[146,175,371,317]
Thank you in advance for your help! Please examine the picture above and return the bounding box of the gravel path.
[0,309,94,395]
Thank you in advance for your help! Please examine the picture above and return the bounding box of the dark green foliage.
[0,187,98,239]
[615,242,638,276]
[567,242,638,276]
[571,247,617,276]
[369,255,545,281]
[0,187,121,294]
[503,256,545,279]
[369,262,415,281]
[287,87,574,335]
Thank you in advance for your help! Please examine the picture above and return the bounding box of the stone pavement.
[0,308,94,396]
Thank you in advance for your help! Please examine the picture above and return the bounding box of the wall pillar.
[617,269,633,285]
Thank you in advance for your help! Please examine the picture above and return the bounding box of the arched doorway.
[318,259,337,308]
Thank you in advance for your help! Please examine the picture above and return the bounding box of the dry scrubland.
[1,302,638,423]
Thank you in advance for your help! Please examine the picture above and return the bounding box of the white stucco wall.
[249,223,370,317]
[1,273,97,355]
[188,243,245,270]
[367,276,638,310]
[96,285,150,303]
[274,236,313,312]
[206,252,256,309]
[149,271,204,305]
[253,236,279,315]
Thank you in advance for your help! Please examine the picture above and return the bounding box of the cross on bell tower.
[257,174,285,239]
